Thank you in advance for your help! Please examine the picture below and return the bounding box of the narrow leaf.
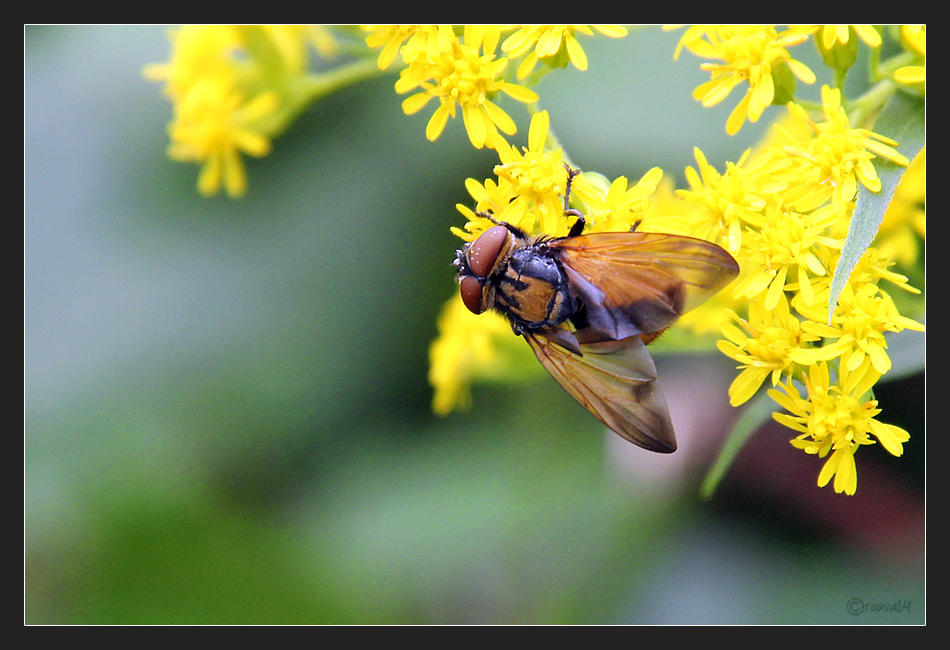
[827,91,925,323]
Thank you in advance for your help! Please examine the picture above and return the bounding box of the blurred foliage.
[25,26,923,624]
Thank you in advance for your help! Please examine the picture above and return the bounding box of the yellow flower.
[841,246,921,297]
[770,361,910,495]
[667,26,924,496]
[143,25,242,102]
[796,281,924,383]
[795,24,882,50]
[678,25,816,134]
[145,24,333,198]
[454,110,602,239]
[428,295,531,415]
[396,27,538,149]
[770,86,910,219]
[455,109,666,242]
[787,25,881,73]
[730,203,840,310]
[166,78,277,198]
[582,168,665,234]
[502,25,627,78]
[452,176,533,243]
[638,174,697,238]
[492,110,574,235]
[362,25,456,70]
[676,147,784,255]
[717,294,835,406]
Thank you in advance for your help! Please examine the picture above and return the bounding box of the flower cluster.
[366,25,627,150]
[671,25,817,135]
[144,26,924,497]
[671,25,925,495]
[145,25,372,197]
[420,25,925,496]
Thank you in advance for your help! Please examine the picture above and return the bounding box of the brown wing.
[549,232,739,341]
[524,328,676,453]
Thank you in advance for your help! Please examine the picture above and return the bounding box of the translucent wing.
[524,328,676,453]
[549,232,739,340]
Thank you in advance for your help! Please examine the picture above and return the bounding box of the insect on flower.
[454,166,739,452]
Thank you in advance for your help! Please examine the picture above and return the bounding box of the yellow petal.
[463,105,487,148]
[833,450,857,495]
[726,91,752,135]
[425,104,451,141]
[565,34,588,70]
[728,367,769,406]
[402,91,434,116]
[528,110,549,152]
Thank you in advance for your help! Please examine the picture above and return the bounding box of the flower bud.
[815,27,860,72]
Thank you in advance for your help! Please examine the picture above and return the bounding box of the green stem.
[262,57,387,136]
[848,77,898,129]
[875,50,916,81]
[297,57,388,105]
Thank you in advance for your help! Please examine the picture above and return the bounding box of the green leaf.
[827,91,925,324]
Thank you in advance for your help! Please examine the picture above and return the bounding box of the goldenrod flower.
[787,25,881,73]
[143,25,242,102]
[417,25,924,499]
[362,25,456,70]
[395,27,538,149]
[502,25,627,79]
[597,169,664,229]
[677,25,816,134]
[838,246,921,297]
[730,203,840,310]
[770,86,909,219]
[796,281,924,381]
[452,176,533,243]
[166,78,277,198]
[770,361,910,495]
[792,24,882,50]
[454,110,607,241]
[491,110,573,234]
[428,294,531,415]
[145,25,343,198]
[676,147,782,255]
[718,294,837,406]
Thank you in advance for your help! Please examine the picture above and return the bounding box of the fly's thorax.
[494,244,576,330]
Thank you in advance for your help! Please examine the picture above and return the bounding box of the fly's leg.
[563,164,586,238]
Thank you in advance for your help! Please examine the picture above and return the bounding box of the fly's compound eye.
[457,225,511,315]
[459,275,488,314]
[465,225,510,278]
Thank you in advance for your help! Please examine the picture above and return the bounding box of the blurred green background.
[25,25,924,624]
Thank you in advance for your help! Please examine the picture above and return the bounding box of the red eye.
[459,275,487,314]
[466,225,510,278]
